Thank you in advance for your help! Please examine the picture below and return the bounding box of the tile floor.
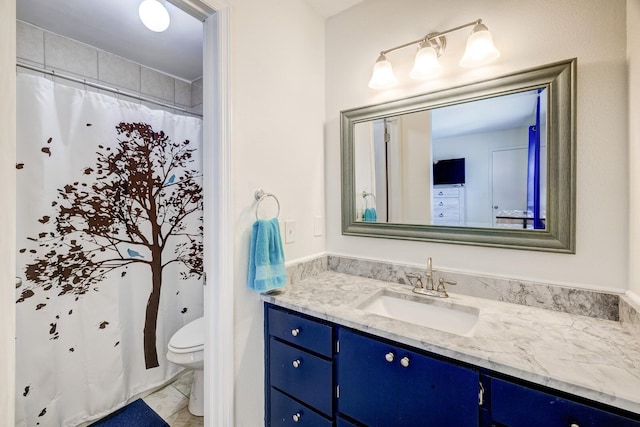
[143,370,204,427]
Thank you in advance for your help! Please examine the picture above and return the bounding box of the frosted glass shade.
[410,43,442,80]
[139,0,170,32]
[459,24,500,68]
[368,55,398,90]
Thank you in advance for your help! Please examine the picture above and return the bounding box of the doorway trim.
[178,0,234,425]
[199,1,234,426]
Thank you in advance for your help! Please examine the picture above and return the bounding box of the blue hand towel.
[247,218,287,293]
[363,207,377,222]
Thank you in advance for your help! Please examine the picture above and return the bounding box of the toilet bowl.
[166,316,204,416]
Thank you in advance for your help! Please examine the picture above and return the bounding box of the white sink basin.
[357,290,479,337]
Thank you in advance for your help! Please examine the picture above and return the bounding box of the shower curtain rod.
[16,62,203,118]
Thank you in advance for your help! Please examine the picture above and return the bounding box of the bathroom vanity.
[263,271,640,426]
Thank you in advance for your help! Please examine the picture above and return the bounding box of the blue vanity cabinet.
[266,303,640,427]
[266,305,336,426]
[337,328,480,427]
[488,376,640,427]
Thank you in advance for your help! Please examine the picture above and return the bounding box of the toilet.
[166,316,204,416]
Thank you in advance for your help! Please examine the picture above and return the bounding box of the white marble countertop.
[262,271,640,415]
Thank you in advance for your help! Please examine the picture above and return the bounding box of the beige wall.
[227,0,326,425]
[0,0,16,424]
[400,111,432,224]
[326,0,629,291]
[628,0,640,299]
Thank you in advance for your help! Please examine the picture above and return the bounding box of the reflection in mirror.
[342,59,576,252]
[354,89,548,230]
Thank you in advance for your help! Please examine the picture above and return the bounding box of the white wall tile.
[44,32,97,79]
[189,104,203,116]
[191,78,203,107]
[16,21,44,65]
[141,67,174,102]
[98,51,140,93]
[175,79,191,107]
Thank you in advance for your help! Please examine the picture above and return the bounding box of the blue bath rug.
[89,399,169,427]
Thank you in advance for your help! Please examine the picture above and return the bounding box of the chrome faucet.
[407,257,456,298]
[425,257,434,290]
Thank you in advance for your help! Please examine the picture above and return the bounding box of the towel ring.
[362,191,376,208]
[254,189,281,220]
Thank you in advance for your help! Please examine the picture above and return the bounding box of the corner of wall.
[628,0,640,296]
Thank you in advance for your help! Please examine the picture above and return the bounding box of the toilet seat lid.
[169,317,204,352]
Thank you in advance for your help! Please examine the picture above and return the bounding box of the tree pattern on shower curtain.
[17,122,203,369]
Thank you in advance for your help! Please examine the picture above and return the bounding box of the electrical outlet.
[285,220,296,244]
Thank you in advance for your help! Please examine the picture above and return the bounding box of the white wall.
[354,121,374,219]
[628,0,640,299]
[326,0,629,291]
[0,0,16,424]
[227,0,326,425]
[433,126,532,225]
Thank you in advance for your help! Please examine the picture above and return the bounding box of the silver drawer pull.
[400,356,410,367]
[570,424,579,427]
[292,412,301,422]
[438,201,444,206]
[291,328,300,337]
[292,359,301,368]
[438,191,444,195]
[385,352,394,362]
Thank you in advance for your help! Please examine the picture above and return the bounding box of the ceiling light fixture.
[369,19,500,90]
[139,0,171,33]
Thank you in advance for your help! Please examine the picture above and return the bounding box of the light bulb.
[410,41,442,80]
[368,54,398,90]
[460,23,500,68]
[139,0,170,33]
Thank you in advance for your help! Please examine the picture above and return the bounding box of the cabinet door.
[396,347,479,426]
[491,377,640,427]
[338,329,480,427]
[338,329,399,427]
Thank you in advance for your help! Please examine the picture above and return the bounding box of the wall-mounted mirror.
[341,59,576,252]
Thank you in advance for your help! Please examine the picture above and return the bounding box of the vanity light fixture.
[139,0,171,32]
[368,19,500,89]
[368,53,398,90]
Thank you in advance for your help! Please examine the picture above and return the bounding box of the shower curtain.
[15,73,204,426]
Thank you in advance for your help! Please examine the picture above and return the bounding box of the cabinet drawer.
[433,187,460,197]
[434,211,460,221]
[270,338,333,416]
[490,377,640,427]
[268,307,333,357]
[270,388,332,427]
[433,198,460,210]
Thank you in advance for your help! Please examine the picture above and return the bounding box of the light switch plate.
[285,220,296,244]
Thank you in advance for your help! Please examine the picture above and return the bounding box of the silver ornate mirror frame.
[341,58,576,253]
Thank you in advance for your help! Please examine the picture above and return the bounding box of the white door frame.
[199,1,235,426]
